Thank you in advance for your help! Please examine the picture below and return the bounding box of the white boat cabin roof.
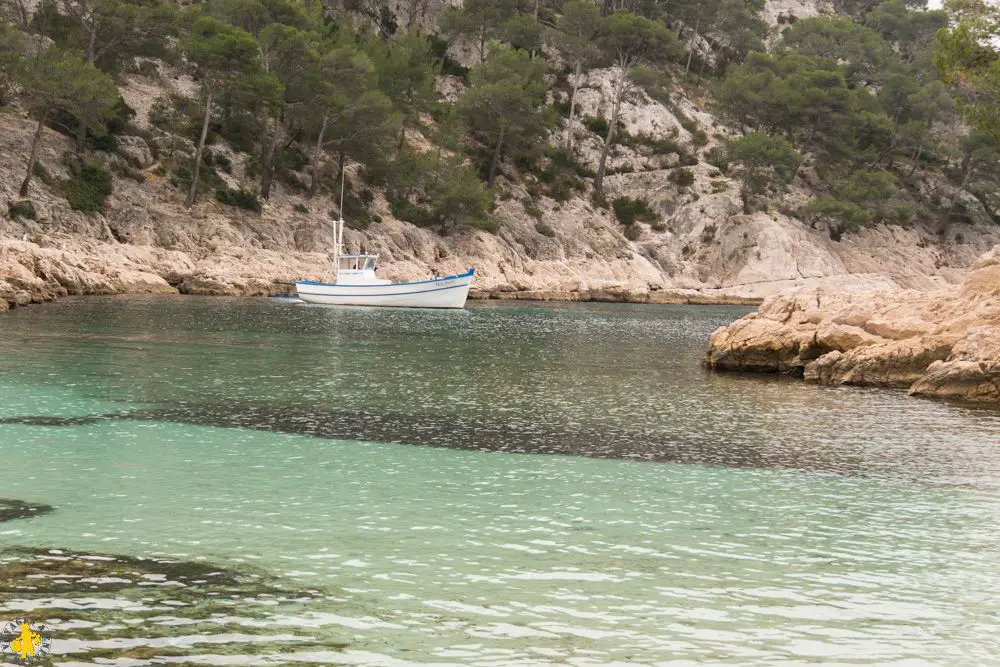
[336,254,379,272]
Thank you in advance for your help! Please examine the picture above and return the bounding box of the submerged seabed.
[2,297,1000,665]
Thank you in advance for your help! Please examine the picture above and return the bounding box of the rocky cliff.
[2,0,1000,311]
[3,68,998,311]
[704,244,1000,403]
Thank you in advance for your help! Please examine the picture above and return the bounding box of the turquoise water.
[1,296,999,665]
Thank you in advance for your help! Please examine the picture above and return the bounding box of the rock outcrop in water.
[705,245,1000,403]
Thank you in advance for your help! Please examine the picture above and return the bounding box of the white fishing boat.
[294,204,474,309]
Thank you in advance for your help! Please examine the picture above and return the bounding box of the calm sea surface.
[1,296,999,666]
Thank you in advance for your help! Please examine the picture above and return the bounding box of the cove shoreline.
[0,283,764,313]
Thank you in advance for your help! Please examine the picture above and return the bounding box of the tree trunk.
[74,115,88,154]
[260,145,277,200]
[336,151,346,215]
[531,0,540,59]
[594,76,624,196]
[260,120,279,201]
[19,116,45,197]
[487,124,506,186]
[185,89,213,209]
[958,156,975,191]
[75,27,99,155]
[907,141,924,178]
[310,114,329,198]
[685,11,701,76]
[565,60,582,150]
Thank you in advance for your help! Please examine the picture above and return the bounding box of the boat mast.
[333,168,345,281]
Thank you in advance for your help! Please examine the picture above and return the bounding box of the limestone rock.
[706,245,1000,403]
[116,135,154,168]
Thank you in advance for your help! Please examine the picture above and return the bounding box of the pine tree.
[593,10,680,195]
[552,0,601,150]
[458,43,553,186]
[16,49,117,196]
[726,133,801,213]
[181,14,260,208]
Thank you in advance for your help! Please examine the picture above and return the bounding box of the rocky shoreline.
[705,245,1000,404]
[0,237,764,311]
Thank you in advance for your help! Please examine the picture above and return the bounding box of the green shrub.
[806,196,870,238]
[650,220,667,232]
[281,146,309,172]
[427,34,469,78]
[701,223,717,243]
[678,153,699,167]
[109,160,145,182]
[134,59,159,77]
[706,146,729,172]
[282,171,308,193]
[467,216,501,234]
[523,200,543,220]
[669,168,695,187]
[170,160,222,192]
[677,111,700,135]
[582,115,610,137]
[8,200,36,220]
[691,129,709,147]
[148,97,179,131]
[215,186,261,213]
[388,193,434,227]
[293,203,309,214]
[623,223,642,240]
[549,173,584,202]
[32,162,53,185]
[641,133,683,154]
[535,222,556,237]
[630,65,673,106]
[370,214,382,224]
[591,190,609,209]
[62,162,113,214]
[536,148,587,201]
[612,196,657,225]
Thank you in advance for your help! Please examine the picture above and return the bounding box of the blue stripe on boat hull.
[295,282,470,298]
[295,268,474,288]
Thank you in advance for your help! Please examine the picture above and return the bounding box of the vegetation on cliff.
[0,0,998,242]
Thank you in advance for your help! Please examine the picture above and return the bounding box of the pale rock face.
[115,135,155,168]
[706,244,1000,403]
[763,0,834,33]
[573,69,693,144]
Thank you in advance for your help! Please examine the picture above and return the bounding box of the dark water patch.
[0,498,54,523]
[0,547,349,663]
[125,402,870,476]
[0,404,876,474]
[0,414,123,427]
[0,546,318,598]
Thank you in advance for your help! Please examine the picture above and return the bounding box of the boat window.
[364,257,376,270]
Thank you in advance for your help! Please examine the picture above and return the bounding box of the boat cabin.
[335,254,391,286]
